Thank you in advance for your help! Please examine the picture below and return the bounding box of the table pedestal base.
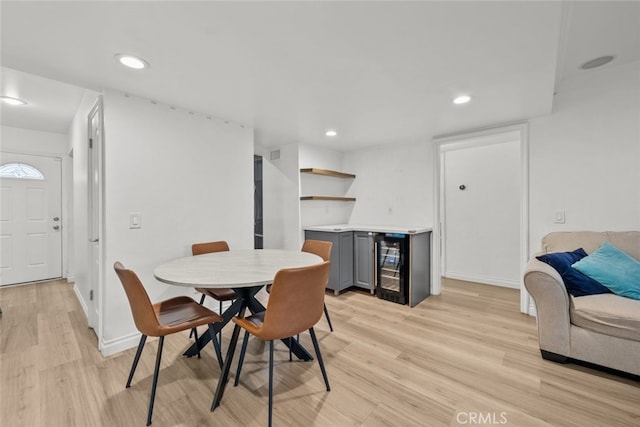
[183,286,313,361]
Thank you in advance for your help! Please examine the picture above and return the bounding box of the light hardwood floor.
[1,278,639,427]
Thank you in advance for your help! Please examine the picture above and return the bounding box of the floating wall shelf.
[300,168,356,201]
[300,196,357,201]
[300,168,356,179]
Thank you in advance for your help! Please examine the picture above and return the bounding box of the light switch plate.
[129,213,142,229]
[554,211,565,224]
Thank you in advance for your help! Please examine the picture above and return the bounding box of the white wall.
[343,142,434,227]
[1,125,68,153]
[101,91,254,355]
[1,125,73,280]
[528,61,640,253]
[255,143,301,250]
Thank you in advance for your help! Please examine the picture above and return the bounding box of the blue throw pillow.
[572,243,640,300]
[536,248,611,297]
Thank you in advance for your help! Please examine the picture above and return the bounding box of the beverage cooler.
[375,233,409,304]
[375,232,431,306]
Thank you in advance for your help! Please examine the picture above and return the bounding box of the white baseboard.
[444,272,520,289]
[66,275,75,283]
[73,283,89,318]
[101,331,143,357]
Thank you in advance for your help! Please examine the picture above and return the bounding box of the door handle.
[89,238,99,243]
[53,225,60,230]
[53,217,60,221]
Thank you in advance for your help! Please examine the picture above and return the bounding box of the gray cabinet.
[305,230,353,295]
[408,232,431,307]
[353,231,374,293]
[304,227,431,306]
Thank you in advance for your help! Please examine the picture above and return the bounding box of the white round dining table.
[153,249,322,288]
[153,249,323,361]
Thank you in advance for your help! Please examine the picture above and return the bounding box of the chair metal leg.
[323,303,334,332]
[309,327,330,391]
[218,301,223,350]
[268,340,274,427]
[208,323,224,369]
[193,327,201,359]
[234,330,250,386]
[288,337,292,362]
[127,335,147,388]
[147,336,165,426]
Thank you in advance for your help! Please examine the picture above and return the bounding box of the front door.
[0,152,62,285]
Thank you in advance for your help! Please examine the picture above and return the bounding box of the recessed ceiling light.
[0,96,27,106]
[325,130,337,137]
[114,53,149,70]
[580,55,615,70]
[453,95,471,105]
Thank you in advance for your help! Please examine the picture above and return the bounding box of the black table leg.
[211,322,242,411]
[281,334,313,361]
[243,292,313,361]
[184,285,313,361]
[184,286,261,357]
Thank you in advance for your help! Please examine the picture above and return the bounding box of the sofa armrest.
[524,257,571,356]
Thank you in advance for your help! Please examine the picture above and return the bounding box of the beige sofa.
[524,231,640,376]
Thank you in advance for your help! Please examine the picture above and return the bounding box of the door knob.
[53,217,60,221]
[53,225,60,230]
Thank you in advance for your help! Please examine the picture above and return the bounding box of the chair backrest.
[301,239,332,261]
[192,240,230,256]
[113,262,160,336]
[259,261,330,340]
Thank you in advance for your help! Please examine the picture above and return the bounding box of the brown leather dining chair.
[266,239,334,331]
[114,262,223,426]
[190,241,237,344]
[216,261,331,427]
[301,239,334,331]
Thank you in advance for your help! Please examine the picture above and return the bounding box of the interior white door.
[0,152,62,286]
[443,139,521,288]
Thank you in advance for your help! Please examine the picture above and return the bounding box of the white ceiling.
[1,1,639,150]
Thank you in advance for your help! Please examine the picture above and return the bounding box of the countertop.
[304,224,432,234]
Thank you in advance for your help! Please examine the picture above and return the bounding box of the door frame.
[254,154,263,249]
[87,97,105,341]
[432,122,531,314]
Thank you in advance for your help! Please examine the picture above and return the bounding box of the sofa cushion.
[536,249,611,297]
[570,294,640,343]
[542,231,640,259]
[572,243,640,300]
